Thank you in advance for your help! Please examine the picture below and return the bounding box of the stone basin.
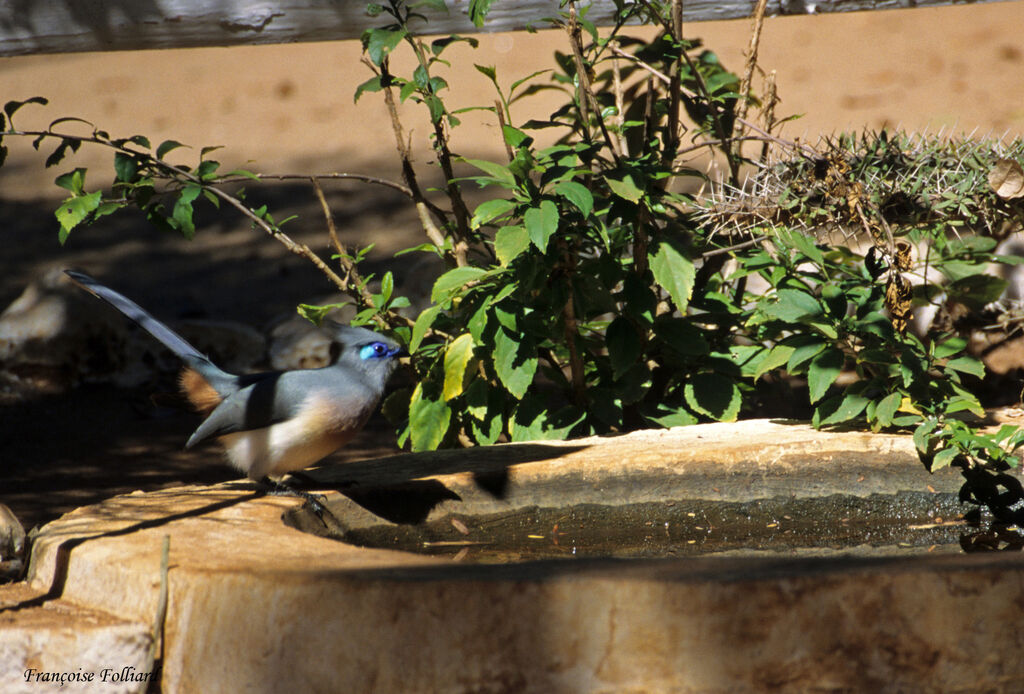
[4,419,1024,693]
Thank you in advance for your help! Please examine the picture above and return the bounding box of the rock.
[0,504,25,583]
[15,421,1024,692]
[267,302,353,370]
[0,270,265,389]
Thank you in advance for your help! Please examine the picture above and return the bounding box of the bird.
[64,270,405,510]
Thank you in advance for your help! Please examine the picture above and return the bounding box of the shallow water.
[337,491,977,563]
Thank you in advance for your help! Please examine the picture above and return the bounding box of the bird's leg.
[256,476,337,525]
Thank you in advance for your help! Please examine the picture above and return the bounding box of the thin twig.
[565,1,622,165]
[217,172,413,197]
[494,99,514,163]
[736,0,770,127]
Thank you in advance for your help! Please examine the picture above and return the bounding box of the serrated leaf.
[753,344,795,381]
[354,75,383,103]
[524,200,558,252]
[650,241,695,312]
[464,158,515,186]
[443,333,475,401]
[606,317,642,379]
[607,174,644,203]
[553,180,593,217]
[816,391,870,426]
[474,63,497,81]
[807,348,844,403]
[113,152,138,182]
[913,418,940,454]
[643,405,697,428]
[55,190,102,242]
[54,167,87,195]
[431,266,487,303]
[929,446,961,471]
[172,184,202,240]
[493,327,537,399]
[409,382,451,451]
[411,304,442,351]
[470,198,516,229]
[874,392,901,428]
[494,225,530,266]
[766,289,823,322]
[944,356,985,379]
[684,373,741,422]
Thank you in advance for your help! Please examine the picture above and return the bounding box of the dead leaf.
[885,273,913,333]
[989,158,1024,199]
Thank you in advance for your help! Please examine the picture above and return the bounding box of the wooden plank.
[0,0,1014,58]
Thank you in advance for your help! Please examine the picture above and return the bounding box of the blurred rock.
[0,503,25,583]
[0,269,266,390]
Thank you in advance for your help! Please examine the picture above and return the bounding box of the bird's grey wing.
[184,370,374,448]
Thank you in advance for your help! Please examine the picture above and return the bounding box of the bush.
[4,0,1024,523]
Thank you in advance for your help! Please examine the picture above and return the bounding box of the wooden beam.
[0,0,1013,58]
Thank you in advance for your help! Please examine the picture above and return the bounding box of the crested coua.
[65,270,404,500]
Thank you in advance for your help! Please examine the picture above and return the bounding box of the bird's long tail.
[64,270,233,396]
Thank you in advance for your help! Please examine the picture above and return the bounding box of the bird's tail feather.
[64,270,225,381]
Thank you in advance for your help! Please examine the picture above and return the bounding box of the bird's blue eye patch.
[360,342,401,360]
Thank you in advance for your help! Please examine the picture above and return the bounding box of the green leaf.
[786,338,827,372]
[156,139,187,159]
[502,125,530,148]
[807,348,844,403]
[524,200,558,251]
[607,174,644,203]
[297,302,350,326]
[494,225,530,266]
[463,158,515,186]
[493,327,537,399]
[470,198,516,229]
[606,317,642,379]
[443,333,475,401]
[409,382,451,451]
[411,304,442,351]
[815,391,870,426]
[54,167,87,195]
[363,27,407,66]
[412,0,449,13]
[353,75,383,103]
[113,152,138,182]
[753,344,795,381]
[468,0,493,27]
[553,180,593,217]
[196,159,220,181]
[684,373,741,422]
[474,64,497,82]
[55,191,102,243]
[643,405,697,428]
[874,392,901,428]
[4,96,47,120]
[913,418,940,454]
[431,266,487,303]
[510,396,583,442]
[172,184,202,240]
[929,446,960,471]
[650,241,695,312]
[766,289,823,322]
[944,356,985,379]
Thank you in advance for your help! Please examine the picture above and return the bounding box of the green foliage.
[4,1,1024,523]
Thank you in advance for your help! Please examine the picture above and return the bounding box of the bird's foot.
[256,477,339,528]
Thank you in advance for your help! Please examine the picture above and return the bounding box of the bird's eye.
[360,342,393,360]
